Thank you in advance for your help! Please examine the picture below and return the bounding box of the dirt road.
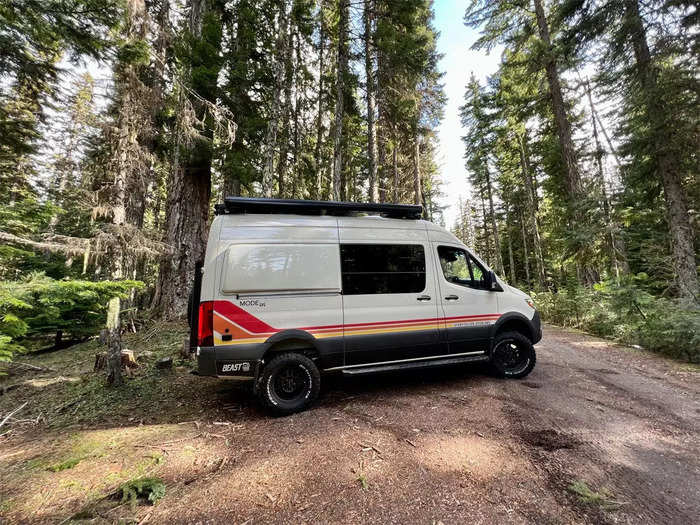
[2,324,699,524]
[152,325,700,524]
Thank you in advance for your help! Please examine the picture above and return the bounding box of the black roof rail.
[217,197,423,220]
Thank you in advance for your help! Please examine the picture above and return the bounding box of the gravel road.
[148,325,700,524]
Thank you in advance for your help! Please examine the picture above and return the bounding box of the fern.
[119,477,166,508]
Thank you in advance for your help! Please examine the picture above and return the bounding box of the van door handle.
[444,295,459,301]
[416,295,432,301]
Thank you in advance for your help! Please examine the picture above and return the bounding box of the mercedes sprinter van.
[189,197,541,414]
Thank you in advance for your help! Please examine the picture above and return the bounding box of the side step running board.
[341,354,490,376]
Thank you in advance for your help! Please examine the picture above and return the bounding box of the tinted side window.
[467,256,487,288]
[438,246,487,289]
[340,244,426,295]
[437,246,471,285]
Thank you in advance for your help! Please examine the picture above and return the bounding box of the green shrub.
[0,273,142,363]
[532,275,700,363]
[119,477,166,507]
[0,288,32,363]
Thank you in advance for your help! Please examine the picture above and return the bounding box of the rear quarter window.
[221,244,341,293]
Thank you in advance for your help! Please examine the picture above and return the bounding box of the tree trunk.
[585,80,629,278]
[479,188,492,266]
[484,166,503,274]
[313,2,327,199]
[392,135,399,203]
[105,0,151,385]
[520,209,531,288]
[624,0,698,301]
[106,296,122,385]
[154,0,223,319]
[533,0,582,199]
[332,0,349,200]
[506,206,516,284]
[413,135,422,206]
[291,31,301,198]
[262,1,291,197]
[364,0,378,202]
[534,0,600,285]
[276,19,295,198]
[518,132,547,288]
[376,43,388,203]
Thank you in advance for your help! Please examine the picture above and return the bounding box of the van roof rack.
[217,197,423,220]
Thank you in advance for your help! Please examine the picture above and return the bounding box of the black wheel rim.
[273,364,310,402]
[493,338,530,375]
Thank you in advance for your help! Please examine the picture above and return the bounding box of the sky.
[432,1,501,228]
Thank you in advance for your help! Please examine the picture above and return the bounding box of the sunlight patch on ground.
[568,341,614,349]
[416,435,527,479]
[24,375,81,388]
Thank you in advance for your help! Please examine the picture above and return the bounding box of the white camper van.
[190,198,541,414]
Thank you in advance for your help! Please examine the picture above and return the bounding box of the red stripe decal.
[214,301,276,333]
[214,300,500,335]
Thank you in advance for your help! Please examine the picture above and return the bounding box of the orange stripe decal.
[212,300,501,345]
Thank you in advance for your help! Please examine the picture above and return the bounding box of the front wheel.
[490,331,536,379]
[258,352,321,415]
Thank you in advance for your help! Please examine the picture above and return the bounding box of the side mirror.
[486,270,502,291]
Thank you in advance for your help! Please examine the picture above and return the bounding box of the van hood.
[506,283,529,298]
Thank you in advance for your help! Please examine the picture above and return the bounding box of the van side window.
[340,244,426,295]
[438,246,487,289]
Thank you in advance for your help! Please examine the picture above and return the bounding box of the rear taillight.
[197,301,214,346]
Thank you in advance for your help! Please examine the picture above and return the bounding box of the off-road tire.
[490,331,536,379]
[257,352,321,415]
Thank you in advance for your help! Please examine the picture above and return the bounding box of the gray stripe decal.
[323,350,487,371]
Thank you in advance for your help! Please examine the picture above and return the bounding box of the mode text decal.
[239,299,266,308]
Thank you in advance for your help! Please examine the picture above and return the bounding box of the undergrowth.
[532,276,700,363]
[118,476,166,507]
[567,480,623,510]
[0,322,193,428]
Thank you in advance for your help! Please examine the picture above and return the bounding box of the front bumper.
[532,311,542,344]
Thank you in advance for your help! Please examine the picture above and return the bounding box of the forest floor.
[1,323,699,524]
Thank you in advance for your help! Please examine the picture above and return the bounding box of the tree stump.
[180,338,192,360]
[156,357,173,370]
[94,349,138,371]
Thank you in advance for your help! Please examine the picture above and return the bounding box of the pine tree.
[154,0,228,319]
[562,0,699,301]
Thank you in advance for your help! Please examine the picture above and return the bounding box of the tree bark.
[392,134,399,202]
[624,0,698,301]
[479,188,492,266]
[532,0,582,199]
[413,136,422,205]
[506,205,516,284]
[518,132,547,288]
[585,80,629,278]
[105,0,152,385]
[262,0,291,197]
[484,166,503,274]
[313,2,327,199]
[276,18,295,198]
[154,0,223,319]
[364,0,378,202]
[332,0,349,200]
[519,209,531,287]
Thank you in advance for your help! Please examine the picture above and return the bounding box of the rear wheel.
[258,353,320,415]
[490,331,536,379]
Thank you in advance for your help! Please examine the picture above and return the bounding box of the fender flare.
[261,329,321,357]
[489,312,536,349]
